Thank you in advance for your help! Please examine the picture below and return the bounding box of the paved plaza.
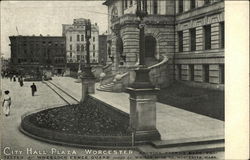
[0,78,144,160]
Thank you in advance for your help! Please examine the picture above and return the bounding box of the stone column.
[80,66,96,102]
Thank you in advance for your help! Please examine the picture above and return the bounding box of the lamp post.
[80,19,96,102]
[126,0,161,144]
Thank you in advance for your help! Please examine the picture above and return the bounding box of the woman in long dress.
[2,90,11,116]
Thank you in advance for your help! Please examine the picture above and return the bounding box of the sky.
[1,0,108,58]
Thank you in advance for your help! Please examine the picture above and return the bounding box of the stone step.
[101,82,115,88]
[97,88,113,92]
[151,136,224,148]
[137,142,224,156]
[97,82,115,92]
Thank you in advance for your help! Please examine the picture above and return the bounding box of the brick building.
[9,35,66,75]
[103,0,224,90]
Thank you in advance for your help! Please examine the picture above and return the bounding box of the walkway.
[51,77,224,141]
[0,78,142,159]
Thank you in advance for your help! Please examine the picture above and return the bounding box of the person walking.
[13,75,16,82]
[19,76,24,87]
[30,83,37,96]
[2,90,11,116]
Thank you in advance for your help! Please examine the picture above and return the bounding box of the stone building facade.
[9,35,66,74]
[103,0,224,90]
[175,0,224,90]
[62,18,99,66]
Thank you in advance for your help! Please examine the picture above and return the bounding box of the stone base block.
[134,130,161,143]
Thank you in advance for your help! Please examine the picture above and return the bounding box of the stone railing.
[148,55,169,88]
[103,63,113,74]
[99,55,169,92]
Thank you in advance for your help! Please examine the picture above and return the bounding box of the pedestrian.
[13,75,16,82]
[19,77,24,87]
[2,90,11,116]
[30,83,37,96]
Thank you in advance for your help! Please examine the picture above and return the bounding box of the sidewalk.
[52,77,224,141]
[0,78,143,159]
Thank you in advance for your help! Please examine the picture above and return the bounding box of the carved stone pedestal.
[127,67,161,143]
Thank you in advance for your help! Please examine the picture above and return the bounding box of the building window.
[124,0,128,9]
[70,36,72,42]
[190,28,196,51]
[190,0,195,9]
[77,35,80,41]
[81,45,84,51]
[77,55,80,61]
[77,44,80,51]
[153,0,158,14]
[178,31,183,52]
[204,0,210,5]
[93,44,95,50]
[93,37,95,42]
[189,64,194,81]
[130,0,133,6]
[220,22,225,49]
[204,25,211,50]
[203,64,209,83]
[179,0,183,13]
[93,52,95,57]
[70,52,72,57]
[81,35,84,41]
[219,64,224,84]
[70,45,72,50]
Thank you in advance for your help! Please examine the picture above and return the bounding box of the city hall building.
[103,0,224,90]
[9,35,66,75]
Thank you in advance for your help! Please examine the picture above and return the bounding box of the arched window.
[145,36,156,58]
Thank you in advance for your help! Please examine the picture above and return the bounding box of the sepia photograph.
[0,0,248,159]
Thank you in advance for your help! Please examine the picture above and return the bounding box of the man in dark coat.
[30,83,37,96]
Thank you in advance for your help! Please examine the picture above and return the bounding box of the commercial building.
[62,18,99,68]
[103,0,224,90]
[9,35,66,75]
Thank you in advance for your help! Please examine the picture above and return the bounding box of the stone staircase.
[137,136,224,157]
[97,82,115,92]
[97,55,169,92]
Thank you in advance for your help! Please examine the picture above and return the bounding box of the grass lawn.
[157,82,224,121]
